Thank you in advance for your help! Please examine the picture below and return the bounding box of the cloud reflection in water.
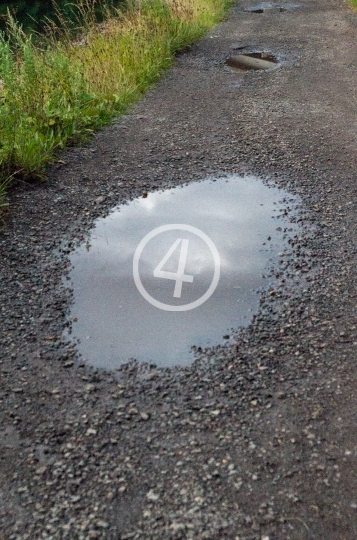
[67,175,298,368]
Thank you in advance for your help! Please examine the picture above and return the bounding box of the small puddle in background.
[65,175,299,369]
[226,52,279,72]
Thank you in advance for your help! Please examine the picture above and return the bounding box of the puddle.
[226,52,279,71]
[243,2,299,12]
[65,175,299,369]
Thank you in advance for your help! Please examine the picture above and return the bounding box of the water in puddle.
[226,52,279,72]
[66,175,298,369]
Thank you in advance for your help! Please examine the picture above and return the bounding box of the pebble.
[1,2,356,539]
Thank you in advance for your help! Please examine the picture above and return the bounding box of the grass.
[0,0,232,208]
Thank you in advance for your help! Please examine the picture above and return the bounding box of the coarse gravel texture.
[1,0,357,538]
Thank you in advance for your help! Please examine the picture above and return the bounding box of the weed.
[0,0,232,208]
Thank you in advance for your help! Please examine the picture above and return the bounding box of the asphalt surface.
[1,0,357,538]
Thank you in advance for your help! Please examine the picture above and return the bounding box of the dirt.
[1,0,357,538]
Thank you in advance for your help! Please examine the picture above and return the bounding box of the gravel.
[1,0,357,538]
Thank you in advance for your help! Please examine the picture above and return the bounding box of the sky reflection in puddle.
[66,175,298,368]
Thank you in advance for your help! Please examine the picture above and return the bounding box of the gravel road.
[1,0,357,538]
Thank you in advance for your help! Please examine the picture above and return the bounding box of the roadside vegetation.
[0,0,232,208]
[0,1,125,33]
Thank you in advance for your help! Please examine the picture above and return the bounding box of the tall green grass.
[0,0,232,208]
